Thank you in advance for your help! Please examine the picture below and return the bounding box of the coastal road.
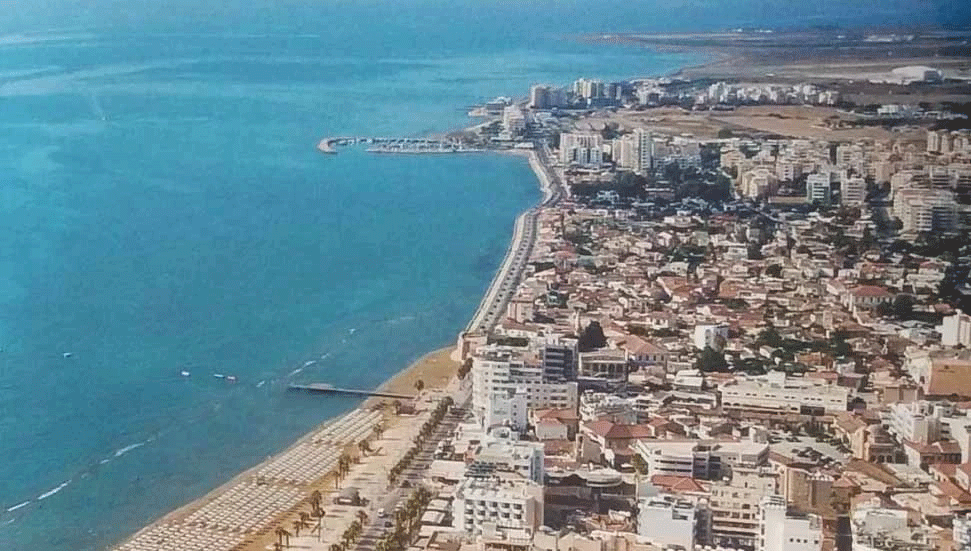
[464,142,565,334]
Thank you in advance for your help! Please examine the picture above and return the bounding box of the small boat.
[180,370,191,377]
[213,373,225,379]
[227,376,237,383]
[62,352,72,359]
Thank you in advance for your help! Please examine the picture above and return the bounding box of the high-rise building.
[502,105,526,137]
[942,310,971,348]
[841,176,866,206]
[635,128,654,175]
[559,132,604,168]
[893,186,961,234]
[806,173,832,206]
[529,85,551,109]
[573,78,605,100]
[472,345,578,428]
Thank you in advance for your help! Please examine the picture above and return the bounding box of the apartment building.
[559,132,604,168]
[759,495,823,551]
[452,474,544,537]
[632,439,769,481]
[720,372,850,415]
[471,346,579,428]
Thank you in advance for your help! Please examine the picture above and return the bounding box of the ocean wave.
[36,480,70,501]
[114,441,146,458]
[288,367,303,376]
[5,500,30,513]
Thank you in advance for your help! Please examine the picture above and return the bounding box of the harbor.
[316,136,482,155]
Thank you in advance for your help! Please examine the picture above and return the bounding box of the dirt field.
[579,105,929,141]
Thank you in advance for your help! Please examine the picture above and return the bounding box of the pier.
[288,383,414,400]
[316,136,481,155]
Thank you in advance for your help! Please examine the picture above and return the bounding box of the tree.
[764,264,782,278]
[695,346,728,372]
[578,321,607,352]
[892,295,915,320]
[275,527,291,548]
[756,327,783,348]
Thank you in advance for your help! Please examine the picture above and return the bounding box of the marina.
[317,136,482,155]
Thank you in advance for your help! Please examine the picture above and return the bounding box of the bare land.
[577,104,926,141]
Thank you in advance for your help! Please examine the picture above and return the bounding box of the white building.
[955,514,971,551]
[887,400,949,446]
[842,176,866,206]
[452,475,544,537]
[806,173,832,206]
[472,346,578,428]
[502,105,526,137]
[720,371,849,415]
[758,495,822,551]
[893,186,961,235]
[473,438,545,484]
[635,128,654,175]
[559,132,604,168]
[637,493,698,549]
[579,392,637,423]
[942,310,971,348]
[483,388,528,434]
[741,168,777,199]
[710,468,779,547]
[632,439,769,480]
[693,324,729,351]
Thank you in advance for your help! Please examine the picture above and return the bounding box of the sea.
[0,1,956,549]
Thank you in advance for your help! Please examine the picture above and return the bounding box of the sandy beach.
[111,345,460,551]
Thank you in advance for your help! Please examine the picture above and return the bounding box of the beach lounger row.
[116,523,246,551]
[181,482,302,534]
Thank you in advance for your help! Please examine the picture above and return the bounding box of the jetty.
[288,383,414,400]
[316,136,481,155]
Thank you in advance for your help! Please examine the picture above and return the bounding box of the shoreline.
[107,146,553,551]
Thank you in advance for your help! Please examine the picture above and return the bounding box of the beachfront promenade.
[465,143,564,333]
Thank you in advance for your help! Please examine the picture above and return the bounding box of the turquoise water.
[0,1,953,550]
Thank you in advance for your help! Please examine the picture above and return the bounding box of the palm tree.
[414,379,424,392]
[292,519,303,537]
[356,509,368,524]
[309,489,322,513]
[273,544,283,551]
[373,422,385,439]
[329,544,342,551]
